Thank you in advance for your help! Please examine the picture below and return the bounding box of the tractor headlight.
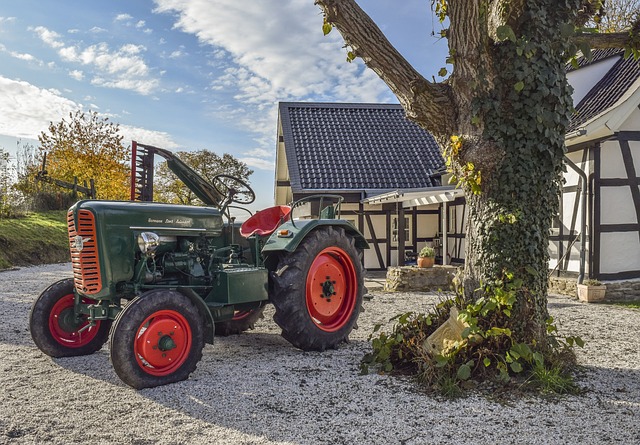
[137,232,160,255]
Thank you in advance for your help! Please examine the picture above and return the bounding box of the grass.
[612,301,640,309]
[0,211,69,270]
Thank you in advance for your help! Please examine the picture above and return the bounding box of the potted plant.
[417,246,436,268]
[576,279,606,302]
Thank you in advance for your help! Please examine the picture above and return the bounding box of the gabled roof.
[569,48,640,132]
[278,102,444,194]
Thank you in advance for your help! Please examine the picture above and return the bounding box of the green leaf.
[496,25,516,43]
[322,22,332,36]
[438,67,448,77]
[575,337,585,348]
[435,354,449,368]
[510,361,523,373]
[346,51,356,63]
[532,352,544,368]
[559,23,575,38]
[457,363,471,381]
[483,357,491,367]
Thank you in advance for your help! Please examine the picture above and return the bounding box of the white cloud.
[32,26,64,48]
[153,0,389,104]
[136,20,146,28]
[33,27,159,95]
[0,44,41,64]
[0,76,178,150]
[239,157,275,171]
[115,13,133,22]
[0,76,80,139]
[89,26,107,33]
[169,50,184,58]
[69,69,84,81]
[119,125,178,148]
[0,17,16,26]
[244,148,272,159]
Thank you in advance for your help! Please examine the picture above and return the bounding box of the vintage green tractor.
[29,142,368,389]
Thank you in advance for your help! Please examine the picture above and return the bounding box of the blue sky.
[0,0,448,211]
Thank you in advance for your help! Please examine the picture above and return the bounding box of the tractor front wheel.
[109,289,204,389]
[270,226,364,351]
[29,278,111,357]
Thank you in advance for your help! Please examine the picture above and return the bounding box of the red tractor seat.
[240,205,291,238]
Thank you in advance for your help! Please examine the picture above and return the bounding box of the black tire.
[109,289,205,389]
[29,278,111,357]
[270,226,364,351]
[214,306,266,336]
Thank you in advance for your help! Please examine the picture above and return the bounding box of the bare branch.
[315,0,457,137]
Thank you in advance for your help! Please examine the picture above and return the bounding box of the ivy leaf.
[514,81,525,92]
[510,361,523,373]
[346,51,356,63]
[496,25,516,43]
[559,23,575,38]
[483,357,491,367]
[438,67,448,77]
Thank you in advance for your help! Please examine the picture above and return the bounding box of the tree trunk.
[316,0,629,348]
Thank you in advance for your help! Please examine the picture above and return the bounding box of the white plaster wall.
[364,245,387,269]
[567,56,619,106]
[417,213,438,238]
[600,187,637,224]
[631,140,640,175]
[600,141,626,179]
[600,232,640,273]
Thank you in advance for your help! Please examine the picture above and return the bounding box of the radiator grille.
[68,210,102,294]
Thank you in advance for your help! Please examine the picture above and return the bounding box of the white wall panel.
[600,232,640,273]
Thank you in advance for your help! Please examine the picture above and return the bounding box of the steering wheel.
[212,174,255,205]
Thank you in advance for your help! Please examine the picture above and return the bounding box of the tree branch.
[573,31,634,49]
[315,0,457,137]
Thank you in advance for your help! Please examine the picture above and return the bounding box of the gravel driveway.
[1,263,639,444]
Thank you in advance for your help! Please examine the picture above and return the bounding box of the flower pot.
[576,284,606,302]
[417,257,435,268]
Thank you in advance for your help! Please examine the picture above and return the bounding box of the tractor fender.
[175,287,215,344]
[261,219,369,256]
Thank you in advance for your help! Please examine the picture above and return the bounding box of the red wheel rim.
[134,310,192,376]
[305,247,357,332]
[231,310,252,321]
[49,294,102,348]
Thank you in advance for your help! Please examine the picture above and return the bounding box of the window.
[392,216,411,245]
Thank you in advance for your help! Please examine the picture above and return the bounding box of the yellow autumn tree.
[38,111,130,200]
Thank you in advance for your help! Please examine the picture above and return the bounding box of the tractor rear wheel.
[270,226,364,351]
[214,306,266,336]
[29,278,111,357]
[109,289,204,389]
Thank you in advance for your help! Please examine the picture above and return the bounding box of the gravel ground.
[1,263,639,445]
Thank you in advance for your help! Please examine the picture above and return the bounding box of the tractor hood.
[153,146,224,207]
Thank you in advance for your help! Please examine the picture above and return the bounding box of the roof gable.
[278,102,444,193]
[569,49,640,132]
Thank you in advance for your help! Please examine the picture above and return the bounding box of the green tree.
[317,0,639,382]
[154,150,253,205]
[38,110,130,200]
